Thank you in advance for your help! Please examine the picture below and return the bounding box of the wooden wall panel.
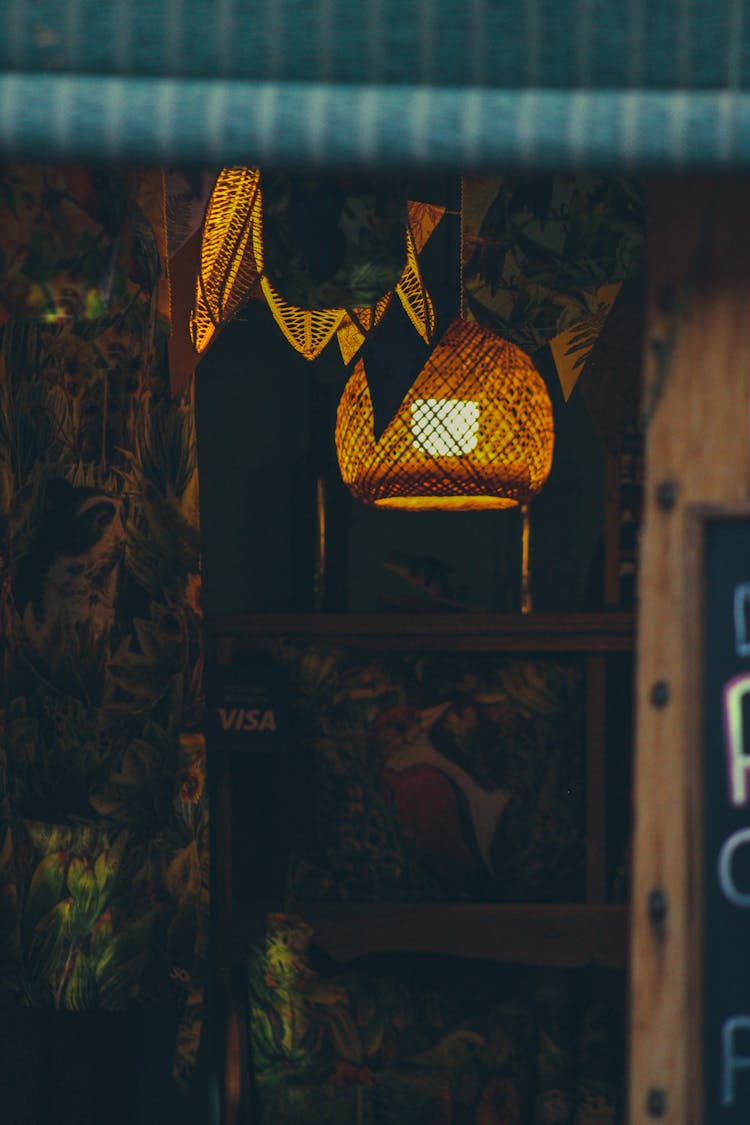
[630,179,750,1124]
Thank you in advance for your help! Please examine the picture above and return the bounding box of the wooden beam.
[205,611,635,652]
[222,902,629,970]
[630,179,750,1125]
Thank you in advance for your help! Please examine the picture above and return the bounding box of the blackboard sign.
[703,514,750,1120]
[206,660,289,753]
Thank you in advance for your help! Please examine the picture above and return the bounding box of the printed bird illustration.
[374,702,509,883]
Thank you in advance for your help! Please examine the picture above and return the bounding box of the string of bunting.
[190,167,444,363]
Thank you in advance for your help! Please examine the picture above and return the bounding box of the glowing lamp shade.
[335,317,555,510]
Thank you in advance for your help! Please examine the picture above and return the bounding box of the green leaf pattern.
[0,167,207,1088]
[462,176,644,358]
[247,916,626,1124]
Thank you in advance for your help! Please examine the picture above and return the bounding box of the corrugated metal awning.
[1,0,748,169]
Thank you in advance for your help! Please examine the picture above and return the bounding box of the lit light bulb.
[410,398,480,456]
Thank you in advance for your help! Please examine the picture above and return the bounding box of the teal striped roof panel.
[0,1,749,168]
[1,75,748,170]
[1,0,748,89]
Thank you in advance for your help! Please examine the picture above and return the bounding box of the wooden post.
[586,654,608,904]
[630,179,750,1124]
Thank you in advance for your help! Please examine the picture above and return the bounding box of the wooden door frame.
[630,178,750,1124]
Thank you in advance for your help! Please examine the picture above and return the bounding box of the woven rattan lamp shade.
[335,317,554,510]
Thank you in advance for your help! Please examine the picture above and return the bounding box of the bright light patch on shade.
[410,398,480,456]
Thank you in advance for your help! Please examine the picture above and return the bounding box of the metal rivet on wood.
[650,680,670,708]
[656,480,678,510]
[646,1087,667,1117]
[647,887,668,928]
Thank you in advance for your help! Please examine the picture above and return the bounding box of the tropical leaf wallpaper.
[261,173,409,310]
[273,643,586,905]
[461,175,644,400]
[247,914,626,1125]
[0,166,207,1088]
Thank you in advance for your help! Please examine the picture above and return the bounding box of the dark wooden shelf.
[220,901,629,970]
[207,612,634,653]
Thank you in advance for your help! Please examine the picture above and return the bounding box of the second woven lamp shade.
[335,317,555,510]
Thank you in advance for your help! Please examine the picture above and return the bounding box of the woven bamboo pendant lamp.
[335,316,554,511]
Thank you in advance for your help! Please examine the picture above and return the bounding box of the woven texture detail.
[396,226,435,344]
[338,292,394,364]
[335,317,554,510]
[190,166,261,353]
[262,276,346,360]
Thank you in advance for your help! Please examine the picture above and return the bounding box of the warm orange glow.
[374,495,519,510]
[395,225,435,345]
[335,317,555,510]
[190,166,262,354]
[261,277,346,361]
[337,291,393,365]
